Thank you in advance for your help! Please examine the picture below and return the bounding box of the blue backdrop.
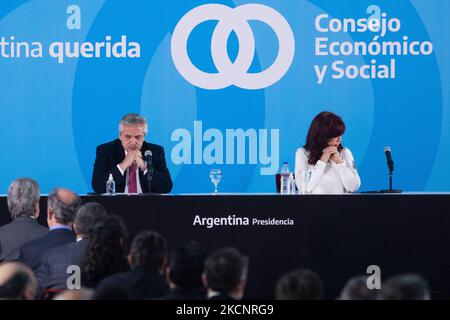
[0,0,448,194]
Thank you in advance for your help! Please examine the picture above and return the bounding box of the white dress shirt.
[295,147,361,194]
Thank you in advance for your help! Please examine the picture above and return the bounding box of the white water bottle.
[106,173,115,195]
[280,162,290,194]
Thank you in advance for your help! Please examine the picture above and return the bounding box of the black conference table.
[1,193,450,299]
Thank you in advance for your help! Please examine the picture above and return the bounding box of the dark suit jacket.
[92,139,173,194]
[98,269,170,300]
[19,228,76,274]
[0,216,48,263]
[35,239,87,299]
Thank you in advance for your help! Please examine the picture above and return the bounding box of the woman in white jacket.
[295,111,361,194]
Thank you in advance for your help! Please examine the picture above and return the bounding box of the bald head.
[0,262,37,300]
[57,189,78,203]
[53,289,94,300]
[47,188,81,226]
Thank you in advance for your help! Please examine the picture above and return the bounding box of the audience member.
[81,215,129,288]
[97,230,169,299]
[0,262,37,300]
[275,268,323,300]
[163,240,206,300]
[203,247,248,300]
[53,289,94,300]
[36,202,108,299]
[0,178,48,262]
[19,188,80,273]
[378,274,430,300]
[339,275,378,300]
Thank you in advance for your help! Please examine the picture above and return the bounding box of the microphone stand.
[389,171,393,191]
[147,167,154,194]
[380,166,401,193]
[361,150,402,194]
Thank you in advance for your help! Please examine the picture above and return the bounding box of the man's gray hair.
[7,178,40,219]
[48,188,81,225]
[118,113,148,134]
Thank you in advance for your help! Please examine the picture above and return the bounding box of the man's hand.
[134,153,147,171]
[118,150,142,172]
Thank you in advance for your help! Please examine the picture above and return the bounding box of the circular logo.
[171,3,295,90]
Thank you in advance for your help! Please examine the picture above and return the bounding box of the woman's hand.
[330,149,343,164]
[320,146,337,163]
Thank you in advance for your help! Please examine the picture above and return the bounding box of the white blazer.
[295,147,361,194]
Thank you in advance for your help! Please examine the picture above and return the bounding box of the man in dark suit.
[91,113,172,194]
[162,241,207,300]
[35,202,108,299]
[19,188,81,274]
[203,247,249,300]
[275,268,323,300]
[97,230,170,299]
[0,178,48,262]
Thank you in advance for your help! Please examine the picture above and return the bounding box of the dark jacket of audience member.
[97,230,169,299]
[81,215,129,289]
[203,247,248,300]
[163,241,206,300]
[0,178,48,262]
[19,188,80,274]
[35,202,108,299]
[275,268,323,300]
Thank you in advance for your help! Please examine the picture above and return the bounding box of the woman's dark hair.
[304,111,346,165]
[129,230,168,272]
[81,215,129,288]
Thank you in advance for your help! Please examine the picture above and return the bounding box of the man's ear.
[202,272,208,288]
[23,288,34,300]
[33,202,40,218]
[127,254,133,267]
[165,266,173,286]
[160,257,168,274]
[232,279,246,300]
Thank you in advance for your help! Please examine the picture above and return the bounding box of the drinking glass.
[300,170,312,194]
[210,169,222,195]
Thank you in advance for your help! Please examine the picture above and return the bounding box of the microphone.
[144,150,154,192]
[384,146,394,172]
[144,150,153,173]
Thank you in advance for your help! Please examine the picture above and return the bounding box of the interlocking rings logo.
[171,4,295,90]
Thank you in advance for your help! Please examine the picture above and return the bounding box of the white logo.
[366,265,381,290]
[171,4,295,90]
[66,265,81,290]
